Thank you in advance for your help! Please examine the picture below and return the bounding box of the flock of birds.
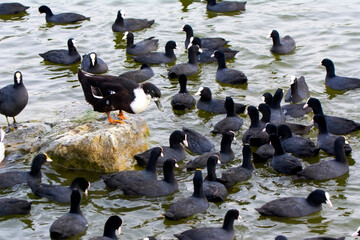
[1,1,360,240]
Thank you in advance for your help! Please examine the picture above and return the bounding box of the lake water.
[0,0,360,239]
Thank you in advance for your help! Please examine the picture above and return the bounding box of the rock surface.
[3,105,149,172]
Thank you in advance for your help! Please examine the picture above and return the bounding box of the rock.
[3,104,150,172]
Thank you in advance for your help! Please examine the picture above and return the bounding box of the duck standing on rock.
[77,69,163,124]
[0,71,28,131]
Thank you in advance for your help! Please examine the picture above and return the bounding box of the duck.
[89,215,123,240]
[0,3,29,15]
[189,37,238,63]
[321,58,360,91]
[212,50,247,85]
[49,190,88,239]
[0,129,5,162]
[312,114,352,156]
[0,71,28,130]
[174,209,241,240]
[205,0,246,12]
[112,10,154,32]
[81,52,108,74]
[171,74,196,110]
[255,189,332,217]
[185,131,235,170]
[118,64,154,83]
[0,153,52,189]
[211,97,243,134]
[123,31,158,55]
[269,134,303,174]
[242,106,269,147]
[134,130,188,167]
[202,155,228,202]
[130,40,178,65]
[277,124,319,158]
[267,30,296,55]
[29,177,90,204]
[195,86,246,114]
[297,136,349,180]
[182,24,229,49]
[0,198,32,217]
[164,170,208,220]
[100,147,163,189]
[284,76,310,103]
[38,5,89,24]
[39,38,81,65]
[218,144,254,188]
[182,127,213,154]
[77,69,163,124]
[168,44,201,78]
[304,97,360,135]
[121,158,178,197]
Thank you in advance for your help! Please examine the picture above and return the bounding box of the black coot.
[211,97,243,134]
[182,24,228,49]
[171,75,196,110]
[182,127,213,154]
[112,10,154,32]
[89,215,123,240]
[213,50,247,85]
[39,38,81,65]
[242,106,269,147]
[267,30,296,55]
[81,52,108,74]
[38,5,89,24]
[131,41,178,65]
[164,170,208,220]
[206,0,246,12]
[0,3,29,15]
[124,31,158,55]
[0,198,32,216]
[255,189,332,217]
[168,44,201,78]
[118,64,154,83]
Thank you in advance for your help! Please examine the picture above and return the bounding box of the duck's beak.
[154,98,164,112]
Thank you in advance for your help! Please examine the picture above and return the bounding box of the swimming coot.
[202,155,228,202]
[39,38,81,65]
[211,97,243,134]
[297,136,349,180]
[218,144,254,188]
[313,114,352,156]
[29,177,90,204]
[38,5,89,24]
[121,158,178,197]
[112,10,154,32]
[130,40,178,65]
[213,50,247,85]
[134,130,188,167]
[0,3,29,15]
[89,215,123,240]
[185,131,235,170]
[124,31,158,55]
[284,76,309,103]
[196,87,246,114]
[255,189,332,217]
[182,24,229,49]
[242,106,269,147]
[118,64,154,83]
[321,58,360,91]
[171,74,196,110]
[174,209,241,240]
[0,198,32,217]
[164,170,208,220]
[267,30,296,55]
[168,44,201,78]
[182,127,213,154]
[206,0,246,13]
[0,153,52,189]
[49,190,88,239]
[81,52,108,74]
[101,147,163,189]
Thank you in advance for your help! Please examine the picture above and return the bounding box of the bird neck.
[216,53,227,69]
[325,63,336,78]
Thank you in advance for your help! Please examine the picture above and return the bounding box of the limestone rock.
[3,104,150,172]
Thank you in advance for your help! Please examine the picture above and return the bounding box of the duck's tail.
[77,69,100,107]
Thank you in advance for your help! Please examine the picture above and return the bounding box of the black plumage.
[81,52,108,74]
[0,198,32,217]
[39,38,81,65]
[182,127,213,154]
[89,215,123,240]
[124,31,158,55]
[268,30,296,55]
[0,3,29,15]
[0,71,28,129]
[168,44,201,78]
[112,10,154,32]
[77,69,163,124]
[119,64,154,83]
[171,74,196,110]
[212,97,243,134]
[38,5,89,24]
[182,24,229,49]
[213,50,247,85]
